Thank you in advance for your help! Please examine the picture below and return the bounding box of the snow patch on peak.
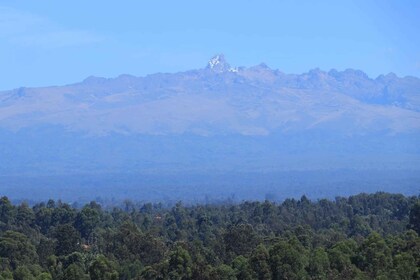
[206,54,237,73]
[208,54,224,68]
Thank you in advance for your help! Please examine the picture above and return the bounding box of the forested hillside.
[0,192,419,279]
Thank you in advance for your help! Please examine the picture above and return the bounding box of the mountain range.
[0,54,419,177]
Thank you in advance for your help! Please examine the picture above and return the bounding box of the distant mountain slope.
[0,55,419,174]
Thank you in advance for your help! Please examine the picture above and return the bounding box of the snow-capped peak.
[206,54,237,73]
[208,54,224,68]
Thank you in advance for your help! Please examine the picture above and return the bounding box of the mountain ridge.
[4,54,418,91]
[1,56,419,135]
[0,55,419,174]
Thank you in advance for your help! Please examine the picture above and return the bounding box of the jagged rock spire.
[206,54,233,73]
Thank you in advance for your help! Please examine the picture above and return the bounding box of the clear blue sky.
[1,0,419,90]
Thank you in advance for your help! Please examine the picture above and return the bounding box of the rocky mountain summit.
[206,54,238,73]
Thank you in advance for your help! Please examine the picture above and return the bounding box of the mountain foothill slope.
[0,54,419,174]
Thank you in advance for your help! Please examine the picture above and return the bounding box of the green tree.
[211,264,237,280]
[119,260,143,280]
[75,203,101,239]
[89,255,119,280]
[355,232,391,278]
[307,248,329,279]
[138,234,166,265]
[0,197,15,227]
[37,237,55,268]
[328,240,355,271]
[140,266,161,280]
[55,223,81,256]
[269,239,308,280]
[36,272,53,280]
[0,270,13,280]
[14,266,36,280]
[191,253,213,280]
[46,255,64,280]
[62,252,88,272]
[224,224,259,257]
[232,256,254,280]
[51,202,77,226]
[34,206,53,234]
[390,252,417,280]
[168,245,193,280]
[249,244,271,280]
[16,203,35,227]
[408,202,420,234]
[64,263,88,280]
[0,231,38,269]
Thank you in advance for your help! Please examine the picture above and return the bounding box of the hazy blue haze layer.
[0,56,419,202]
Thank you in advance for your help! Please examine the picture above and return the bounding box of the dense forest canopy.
[0,192,419,279]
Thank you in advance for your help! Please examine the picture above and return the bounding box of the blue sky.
[0,0,419,90]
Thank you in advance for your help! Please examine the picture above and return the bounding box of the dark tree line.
[0,192,419,279]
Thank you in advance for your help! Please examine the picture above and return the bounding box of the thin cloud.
[0,6,102,48]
